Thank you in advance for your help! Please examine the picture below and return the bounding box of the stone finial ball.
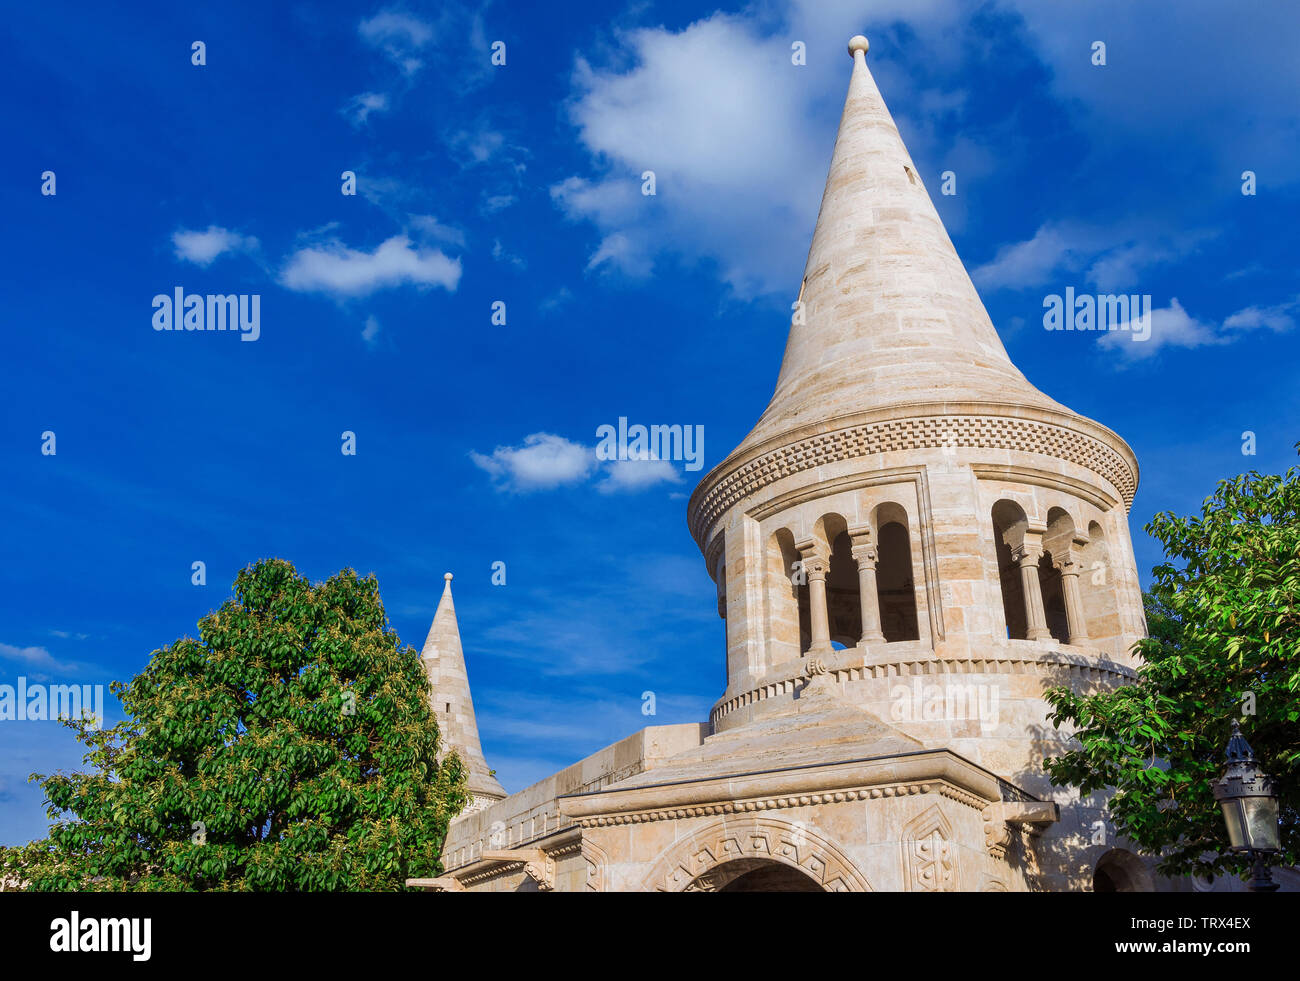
[848,35,869,56]
[444,572,454,581]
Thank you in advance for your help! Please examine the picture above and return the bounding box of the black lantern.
[1211,721,1280,892]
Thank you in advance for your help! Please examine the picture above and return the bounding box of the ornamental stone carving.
[902,805,956,892]
[641,817,871,892]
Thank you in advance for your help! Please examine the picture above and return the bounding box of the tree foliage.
[1045,451,1300,878]
[3,559,468,891]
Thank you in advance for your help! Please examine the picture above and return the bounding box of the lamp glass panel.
[1221,800,1248,850]
[1243,797,1280,852]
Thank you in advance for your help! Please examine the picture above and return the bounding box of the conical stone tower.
[687,36,1147,841]
[743,37,1067,449]
[427,35,1159,894]
[421,573,506,810]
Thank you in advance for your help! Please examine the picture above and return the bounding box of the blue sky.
[2,1,1298,846]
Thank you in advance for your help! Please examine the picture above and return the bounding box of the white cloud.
[279,234,460,298]
[539,287,574,314]
[171,225,258,267]
[446,127,506,166]
[585,233,652,277]
[1098,298,1222,361]
[471,432,687,493]
[482,194,516,214]
[1086,244,1174,294]
[342,91,390,127]
[1223,296,1299,334]
[552,1,1300,299]
[972,225,1077,291]
[442,125,528,216]
[406,213,466,248]
[491,239,526,269]
[597,458,683,494]
[554,14,829,296]
[1095,294,1298,365]
[361,315,381,348]
[973,223,1216,293]
[354,178,469,244]
[1002,2,1300,183]
[470,433,595,491]
[792,0,1300,180]
[357,173,413,209]
[550,177,639,234]
[358,10,433,76]
[0,641,84,676]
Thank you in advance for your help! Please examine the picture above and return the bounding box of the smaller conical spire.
[421,573,506,807]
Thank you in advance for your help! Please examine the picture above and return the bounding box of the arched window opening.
[991,501,1030,640]
[876,521,919,642]
[1081,519,1120,646]
[1043,507,1085,644]
[766,528,808,661]
[827,530,862,648]
[1038,552,1069,642]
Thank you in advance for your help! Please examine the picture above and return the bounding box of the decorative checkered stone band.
[689,414,1137,547]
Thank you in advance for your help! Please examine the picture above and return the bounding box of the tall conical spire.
[737,34,1066,454]
[421,573,506,808]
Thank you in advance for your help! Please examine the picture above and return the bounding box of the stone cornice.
[709,642,1137,727]
[440,827,583,886]
[686,401,1139,550]
[558,749,1002,827]
[969,463,1119,511]
[566,780,988,829]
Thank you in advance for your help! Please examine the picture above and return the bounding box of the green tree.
[3,559,468,891]
[1044,451,1299,879]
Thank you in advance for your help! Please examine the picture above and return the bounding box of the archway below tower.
[1093,849,1154,892]
[687,858,825,892]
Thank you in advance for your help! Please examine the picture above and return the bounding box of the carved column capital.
[796,538,832,653]
[795,539,829,581]
[1011,542,1044,567]
[850,543,878,566]
[1054,544,1086,577]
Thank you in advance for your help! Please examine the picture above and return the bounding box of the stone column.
[797,540,832,653]
[1056,552,1090,644]
[1012,541,1052,641]
[849,528,885,645]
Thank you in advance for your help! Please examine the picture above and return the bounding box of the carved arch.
[640,817,872,892]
